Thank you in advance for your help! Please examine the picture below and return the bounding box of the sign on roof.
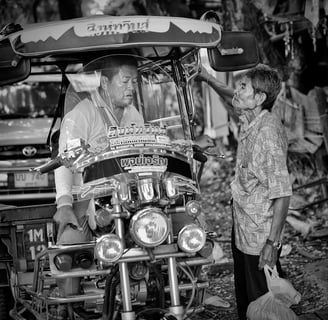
[8,15,222,57]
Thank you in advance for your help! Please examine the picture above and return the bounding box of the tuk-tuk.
[0,13,259,320]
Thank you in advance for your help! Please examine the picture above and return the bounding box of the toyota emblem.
[22,146,37,157]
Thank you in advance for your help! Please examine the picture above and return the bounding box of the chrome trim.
[164,281,208,293]
[74,147,192,170]
[22,146,37,157]
[0,192,55,201]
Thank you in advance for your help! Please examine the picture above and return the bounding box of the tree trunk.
[58,0,82,19]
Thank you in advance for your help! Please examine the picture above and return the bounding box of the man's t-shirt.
[59,96,144,154]
[56,96,144,201]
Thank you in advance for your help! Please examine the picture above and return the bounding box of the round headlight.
[130,208,169,247]
[185,200,201,218]
[54,254,72,271]
[178,224,206,253]
[95,234,123,264]
[95,208,113,228]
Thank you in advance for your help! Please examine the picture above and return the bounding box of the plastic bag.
[246,291,298,320]
[246,265,301,320]
[264,265,301,307]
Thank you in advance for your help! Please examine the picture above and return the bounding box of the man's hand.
[195,65,213,82]
[258,243,278,270]
[54,205,82,242]
[194,134,215,151]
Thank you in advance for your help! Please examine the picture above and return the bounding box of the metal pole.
[112,192,135,319]
[166,218,184,319]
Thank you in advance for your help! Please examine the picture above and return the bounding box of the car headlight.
[130,208,169,247]
[0,173,8,187]
[178,224,206,253]
[95,234,123,264]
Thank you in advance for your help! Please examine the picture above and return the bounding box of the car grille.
[0,186,55,194]
[0,144,51,160]
[0,143,55,204]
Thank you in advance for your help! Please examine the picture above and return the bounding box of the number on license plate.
[24,225,47,261]
[14,172,48,188]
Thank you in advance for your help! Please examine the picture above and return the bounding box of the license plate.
[23,224,48,262]
[14,172,48,188]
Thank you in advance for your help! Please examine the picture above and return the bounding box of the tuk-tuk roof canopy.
[7,15,222,58]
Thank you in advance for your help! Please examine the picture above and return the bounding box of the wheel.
[136,308,178,320]
[0,287,14,319]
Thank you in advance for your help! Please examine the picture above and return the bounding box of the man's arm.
[196,66,238,122]
[54,166,81,241]
[268,196,290,242]
[256,122,292,269]
[54,107,86,242]
[258,196,290,269]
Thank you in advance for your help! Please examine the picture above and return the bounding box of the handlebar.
[192,142,225,162]
[32,157,63,174]
[32,140,88,174]
[192,145,208,163]
[32,142,224,174]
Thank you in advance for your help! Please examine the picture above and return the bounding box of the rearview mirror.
[0,39,30,86]
[208,31,259,72]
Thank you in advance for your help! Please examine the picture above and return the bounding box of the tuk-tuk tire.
[136,308,178,320]
[0,287,13,320]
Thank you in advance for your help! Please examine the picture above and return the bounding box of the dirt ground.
[198,224,328,320]
[193,148,328,320]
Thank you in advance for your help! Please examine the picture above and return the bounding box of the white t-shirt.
[55,95,144,202]
[59,96,144,153]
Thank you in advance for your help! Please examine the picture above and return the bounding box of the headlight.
[130,208,169,247]
[178,224,206,253]
[0,173,8,187]
[185,200,201,218]
[95,234,123,263]
[129,262,148,280]
[95,208,113,228]
[54,254,73,271]
[75,250,94,269]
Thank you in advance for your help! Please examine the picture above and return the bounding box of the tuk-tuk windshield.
[62,54,193,157]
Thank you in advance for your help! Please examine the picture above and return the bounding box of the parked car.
[0,70,62,205]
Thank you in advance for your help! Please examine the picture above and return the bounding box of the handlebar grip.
[192,145,208,163]
[193,151,208,163]
[33,157,62,174]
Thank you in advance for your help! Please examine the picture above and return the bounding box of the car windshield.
[0,74,62,119]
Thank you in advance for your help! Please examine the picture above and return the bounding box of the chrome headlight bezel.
[185,200,201,218]
[177,224,206,253]
[95,234,123,264]
[130,207,169,247]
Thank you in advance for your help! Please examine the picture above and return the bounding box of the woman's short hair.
[245,64,281,111]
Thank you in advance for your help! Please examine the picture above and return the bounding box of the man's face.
[232,76,257,114]
[108,65,138,108]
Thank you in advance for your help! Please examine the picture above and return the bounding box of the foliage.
[0,0,59,26]
[0,0,33,26]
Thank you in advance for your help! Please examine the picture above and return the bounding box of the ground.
[194,146,328,319]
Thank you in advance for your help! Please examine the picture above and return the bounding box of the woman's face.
[108,65,138,108]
